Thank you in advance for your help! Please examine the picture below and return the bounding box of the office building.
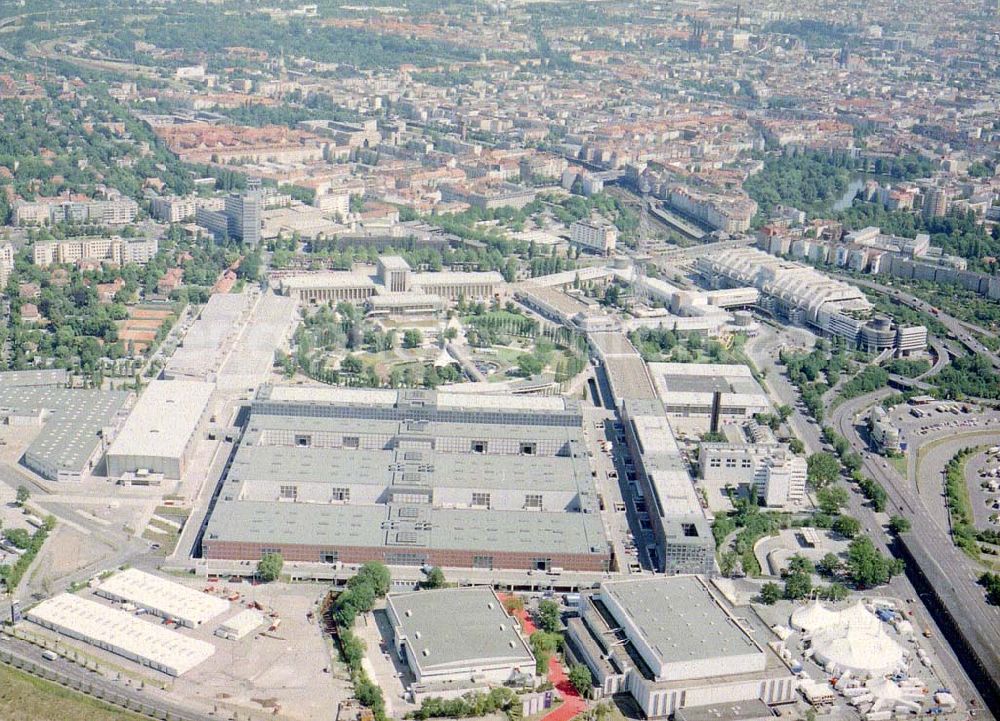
[869,406,901,453]
[699,443,806,508]
[566,576,797,717]
[896,325,927,357]
[225,184,264,245]
[202,386,610,572]
[194,183,264,245]
[386,587,535,698]
[279,256,505,307]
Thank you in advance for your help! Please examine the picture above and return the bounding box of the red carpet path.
[504,597,587,721]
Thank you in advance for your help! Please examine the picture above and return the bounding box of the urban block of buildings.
[201,385,611,572]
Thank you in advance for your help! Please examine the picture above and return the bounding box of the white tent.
[790,601,840,632]
[811,624,906,677]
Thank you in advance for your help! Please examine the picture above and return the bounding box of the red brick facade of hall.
[202,541,611,573]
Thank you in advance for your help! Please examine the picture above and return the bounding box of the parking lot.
[580,403,652,574]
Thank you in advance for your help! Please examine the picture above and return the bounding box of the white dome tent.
[791,600,907,678]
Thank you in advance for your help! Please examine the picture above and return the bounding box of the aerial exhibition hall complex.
[0,1,999,720]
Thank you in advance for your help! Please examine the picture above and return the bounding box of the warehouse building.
[0,381,129,481]
[163,292,254,382]
[202,386,610,571]
[215,609,265,641]
[566,576,797,717]
[95,568,229,628]
[105,380,214,480]
[386,587,535,697]
[26,594,216,676]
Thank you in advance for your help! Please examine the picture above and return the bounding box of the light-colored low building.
[26,593,216,676]
[215,609,266,640]
[648,363,770,419]
[566,576,797,717]
[699,443,806,508]
[104,380,214,480]
[95,568,229,628]
[386,587,535,696]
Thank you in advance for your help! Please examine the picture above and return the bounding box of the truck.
[41,650,58,662]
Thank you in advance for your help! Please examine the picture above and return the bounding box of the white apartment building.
[570,217,618,255]
[33,236,159,268]
[0,243,14,286]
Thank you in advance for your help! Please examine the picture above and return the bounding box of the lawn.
[0,663,146,721]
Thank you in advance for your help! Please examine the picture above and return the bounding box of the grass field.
[0,663,146,721]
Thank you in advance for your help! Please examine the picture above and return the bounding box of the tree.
[517,353,544,377]
[789,438,805,455]
[846,537,903,588]
[403,329,424,349]
[423,566,446,589]
[357,561,391,597]
[537,600,561,633]
[816,552,842,577]
[15,485,29,506]
[759,582,782,605]
[807,452,840,487]
[832,515,861,539]
[816,485,849,515]
[257,552,283,582]
[568,663,593,698]
[888,516,911,534]
[783,570,812,600]
[777,404,793,422]
[787,554,815,575]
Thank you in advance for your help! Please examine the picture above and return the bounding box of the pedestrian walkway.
[502,596,587,721]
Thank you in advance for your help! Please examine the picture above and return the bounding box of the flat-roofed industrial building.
[26,593,216,676]
[566,576,797,717]
[105,380,214,480]
[386,587,535,697]
[647,363,770,419]
[95,568,229,628]
[202,386,610,572]
[0,379,129,481]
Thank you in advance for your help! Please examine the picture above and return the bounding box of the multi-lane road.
[746,324,995,718]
